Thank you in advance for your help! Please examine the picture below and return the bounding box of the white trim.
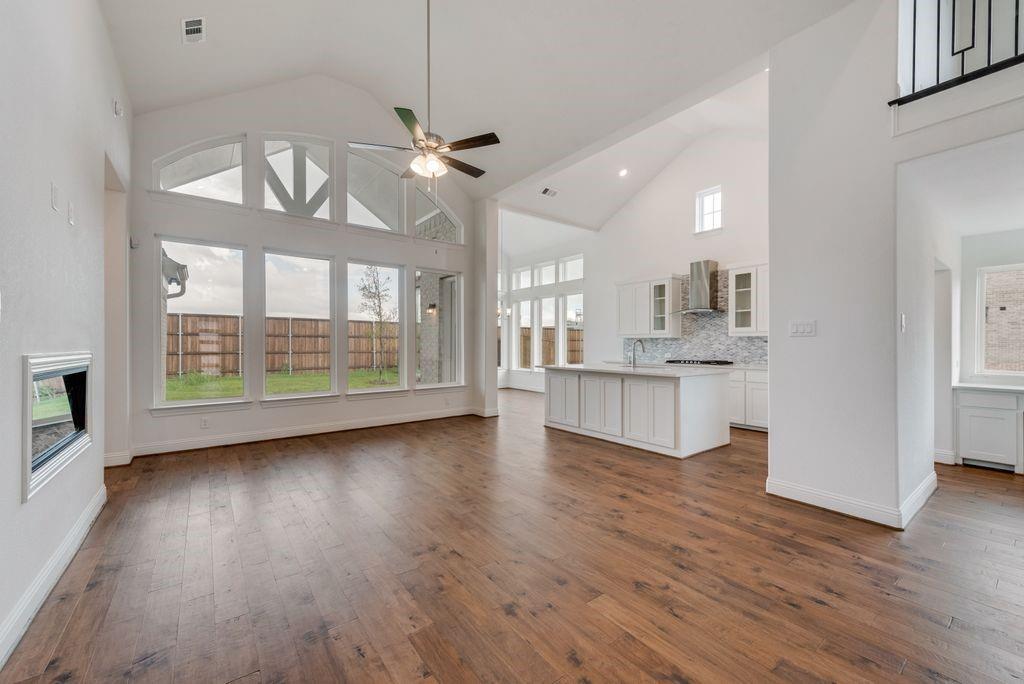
[695,185,723,234]
[474,407,499,418]
[146,189,251,214]
[149,399,253,416]
[765,477,904,528]
[259,393,340,408]
[898,471,938,528]
[131,407,478,456]
[151,133,247,204]
[934,448,956,465]
[104,450,132,467]
[0,485,106,669]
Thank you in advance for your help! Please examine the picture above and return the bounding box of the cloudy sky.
[162,240,400,321]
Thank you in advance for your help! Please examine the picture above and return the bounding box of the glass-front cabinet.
[651,281,669,334]
[616,276,682,337]
[728,264,769,337]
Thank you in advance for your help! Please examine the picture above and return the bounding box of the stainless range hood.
[673,260,719,314]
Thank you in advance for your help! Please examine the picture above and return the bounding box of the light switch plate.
[789,320,817,337]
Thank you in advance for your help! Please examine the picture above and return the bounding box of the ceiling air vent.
[540,187,559,198]
[181,17,206,44]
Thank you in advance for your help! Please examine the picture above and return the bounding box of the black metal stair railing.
[890,0,1023,106]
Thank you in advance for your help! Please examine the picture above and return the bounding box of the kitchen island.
[542,363,731,458]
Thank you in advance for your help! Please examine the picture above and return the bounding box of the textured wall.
[620,270,769,365]
[984,269,1024,372]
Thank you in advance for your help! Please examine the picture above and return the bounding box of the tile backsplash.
[621,270,769,365]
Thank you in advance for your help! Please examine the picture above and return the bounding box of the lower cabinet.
[581,375,622,436]
[745,380,770,429]
[728,380,746,424]
[624,378,676,448]
[545,372,579,427]
[728,369,769,430]
[955,389,1023,473]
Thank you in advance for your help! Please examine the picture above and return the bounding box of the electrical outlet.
[50,183,59,212]
[789,320,817,337]
[200,417,209,429]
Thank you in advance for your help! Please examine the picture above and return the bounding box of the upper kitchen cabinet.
[617,277,682,337]
[728,264,768,337]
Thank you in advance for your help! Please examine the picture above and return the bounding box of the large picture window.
[347,153,401,231]
[160,240,245,403]
[565,293,584,364]
[264,138,332,219]
[265,253,333,396]
[980,266,1024,374]
[348,262,403,391]
[416,270,461,385]
[515,301,533,370]
[540,297,557,366]
[157,138,244,204]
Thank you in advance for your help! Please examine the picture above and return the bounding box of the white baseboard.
[473,407,499,418]
[104,450,132,468]
[766,477,903,528]
[0,485,106,669]
[898,471,938,528]
[934,449,956,465]
[132,406,479,456]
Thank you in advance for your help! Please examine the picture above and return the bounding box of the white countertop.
[954,382,1024,393]
[602,360,768,372]
[543,363,731,378]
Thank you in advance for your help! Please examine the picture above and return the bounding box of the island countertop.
[541,363,731,379]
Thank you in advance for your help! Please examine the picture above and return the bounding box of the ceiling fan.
[348,0,500,181]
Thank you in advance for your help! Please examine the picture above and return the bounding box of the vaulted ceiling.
[99,0,850,199]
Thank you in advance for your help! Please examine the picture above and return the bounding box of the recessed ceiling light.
[764,67,770,72]
[618,168,629,177]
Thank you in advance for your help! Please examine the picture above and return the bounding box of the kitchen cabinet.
[728,374,747,425]
[617,277,682,337]
[545,371,579,427]
[727,369,769,430]
[623,377,676,447]
[956,389,1023,472]
[729,264,769,337]
[581,375,622,436]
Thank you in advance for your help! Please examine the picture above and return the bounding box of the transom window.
[264,138,332,220]
[415,184,460,243]
[156,137,245,204]
[980,265,1024,375]
[696,186,722,233]
[347,152,401,231]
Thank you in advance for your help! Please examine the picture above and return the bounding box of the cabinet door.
[545,373,579,427]
[623,378,649,442]
[633,283,652,336]
[959,407,1017,465]
[728,381,747,424]
[756,265,769,334]
[746,382,770,429]
[581,376,604,431]
[729,268,757,336]
[647,381,676,448]
[650,280,669,336]
[600,377,623,436]
[616,284,635,336]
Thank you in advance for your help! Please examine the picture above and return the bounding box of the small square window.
[512,267,532,290]
[536,262,556,286]
[559,256,584,282]
[696,186,722,233]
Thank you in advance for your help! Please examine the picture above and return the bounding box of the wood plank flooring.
[3,388,1024,682]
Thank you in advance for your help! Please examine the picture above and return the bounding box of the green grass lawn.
[164,369,401,400]
[32,395,72,421]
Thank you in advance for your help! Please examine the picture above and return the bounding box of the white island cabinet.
[543,363,731,458]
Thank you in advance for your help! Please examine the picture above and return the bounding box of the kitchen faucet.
[631,339,646,371]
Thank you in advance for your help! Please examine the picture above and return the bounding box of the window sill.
[415,383,467,394]
[694,227,723,238]
[346,387,410,400]
[345,223,409,242]
[258,208,338,229]
[149,398,253,416]
[260,392,340,408]
[147,189,251,215]
[412,236,465,249]
[25,433,91,502]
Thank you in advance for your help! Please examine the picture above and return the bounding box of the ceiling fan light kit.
[348,0,499,186]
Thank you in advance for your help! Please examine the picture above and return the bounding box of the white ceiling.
[99,0,849,200]
[902,129,1024,236]
[501,209,596,260]
[499,70,768,229]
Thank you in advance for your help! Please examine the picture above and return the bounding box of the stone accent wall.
[984,269,1024,372]
[622,269,769,365]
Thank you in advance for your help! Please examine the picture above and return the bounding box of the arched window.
[346,151,402,232]
[414,182,461,243]
[154,136,245,204]
[264,136,333,220]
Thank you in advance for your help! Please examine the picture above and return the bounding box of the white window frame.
[561,292,584,366]
[512,267,532,291]
[537,296,558,371]
[346,260,407,395]
[23,352,93,502]
[153,236,250,410]
[262,250,338,401]
[413,268,464,388]
[152,134,247,207]
[346,149,407,234]
[976,263,1024,377]
[534,261,557,287]
[262,133,336,223]
[695,185,723,234]
[512,300,534,371]
[558,254,584,283]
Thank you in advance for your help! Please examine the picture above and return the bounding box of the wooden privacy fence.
[165,314,400,376]
[517,327,583,368]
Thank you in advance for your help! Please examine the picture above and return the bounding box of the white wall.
[0,0,131,666]
[128,75,482,456]
[934,268,955,461]
[104,186,131,465]
[769,0,1024,527]
[585,129,769,363]
[960,228,1024,384]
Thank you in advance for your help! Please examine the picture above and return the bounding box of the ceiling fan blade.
[394,107,426,142]
[441,155,485,178]
[441,132,500,153]
[348,141,416,152]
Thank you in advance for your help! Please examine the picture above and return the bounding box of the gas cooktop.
[665,359,734,366]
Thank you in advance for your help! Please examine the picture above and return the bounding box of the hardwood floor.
[3,389,1024,683]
